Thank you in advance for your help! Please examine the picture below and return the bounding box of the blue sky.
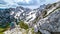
[0,0,60,9]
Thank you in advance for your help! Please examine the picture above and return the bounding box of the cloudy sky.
[0,0,60,9]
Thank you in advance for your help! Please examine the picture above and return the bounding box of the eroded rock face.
[37,8,60,34]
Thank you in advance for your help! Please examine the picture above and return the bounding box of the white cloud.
[24,0,31,3]
[19,0,31,3]
[0,0,60,9]
[14,0,21,2]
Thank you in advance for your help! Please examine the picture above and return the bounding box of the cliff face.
[37,8,60,33]
[34,2,60,34]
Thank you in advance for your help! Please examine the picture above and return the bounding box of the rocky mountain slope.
[0,1,60,34]
[33,1,60,34]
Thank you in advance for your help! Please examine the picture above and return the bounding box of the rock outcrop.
[35,2,60,34]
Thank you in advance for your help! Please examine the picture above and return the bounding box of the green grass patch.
[0,28,5,33]
[19,21,29,30]
[0,22,10,34]
[0,28,5,34]
[0,32,3,34]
